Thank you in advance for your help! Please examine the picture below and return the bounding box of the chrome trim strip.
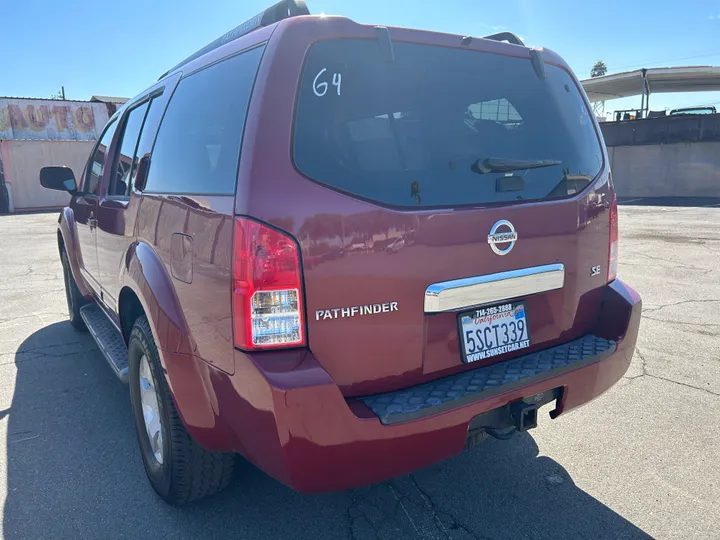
[424,264,565,313]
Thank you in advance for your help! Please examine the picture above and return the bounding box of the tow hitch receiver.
[466,388,560,445]
[510,401,538,432]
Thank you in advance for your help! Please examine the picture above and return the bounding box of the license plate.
[458,302,531,363]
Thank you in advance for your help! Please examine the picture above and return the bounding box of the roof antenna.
[374,26,394,62]
[529,49,546,81]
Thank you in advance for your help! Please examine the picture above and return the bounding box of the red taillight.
[232,217,305,350]
[608,193,618,282]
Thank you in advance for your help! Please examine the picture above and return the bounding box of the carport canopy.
[580,66,720,102]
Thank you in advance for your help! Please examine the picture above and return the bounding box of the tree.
[49,86,66,100]
[591,61,608,78]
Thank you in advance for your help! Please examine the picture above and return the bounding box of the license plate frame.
[457,301,531,364]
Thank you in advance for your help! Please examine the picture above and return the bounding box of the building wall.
[0,98,110,141]
[600,115,720,198]
[0,140,93,211]
[600,114,720,147]
[607,142,720,198]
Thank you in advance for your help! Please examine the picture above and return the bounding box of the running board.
[79,303,129,383]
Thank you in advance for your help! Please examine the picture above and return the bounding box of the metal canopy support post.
[639,69,646,119]
[637,68,652,118]
[640,88,645,117]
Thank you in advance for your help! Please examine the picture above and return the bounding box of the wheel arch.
[121,240,192,355]
[121,241,233,452]
[118,286,145,346]
[57,206,92,298]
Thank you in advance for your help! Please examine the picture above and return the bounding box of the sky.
[3,0,720,115]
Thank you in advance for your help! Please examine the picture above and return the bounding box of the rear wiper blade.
[472,157,562,174]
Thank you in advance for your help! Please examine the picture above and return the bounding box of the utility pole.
[61,86,66,100]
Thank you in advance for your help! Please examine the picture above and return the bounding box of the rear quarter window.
[293,39,603,209]
[144,45,265,195]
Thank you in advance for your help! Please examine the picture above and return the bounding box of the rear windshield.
[293,39,603,209]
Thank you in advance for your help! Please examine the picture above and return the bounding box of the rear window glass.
[293,40,603,208]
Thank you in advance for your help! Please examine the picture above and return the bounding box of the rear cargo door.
[291,38,612,396]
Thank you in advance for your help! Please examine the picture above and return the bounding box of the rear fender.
[58,207,92,298]
[122,241,234,452]
[123,241,192,355]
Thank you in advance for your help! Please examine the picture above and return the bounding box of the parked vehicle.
[386,236,406,253]
[40,0,641,505]
[669,106,717,115]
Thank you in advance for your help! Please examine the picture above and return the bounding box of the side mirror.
[40,166,77,193]
[134,154,151,192]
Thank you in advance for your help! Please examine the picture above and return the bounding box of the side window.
[130,92,169,191]
[145,45,264,194]
[109,101,150,196]
[83,118,118,194]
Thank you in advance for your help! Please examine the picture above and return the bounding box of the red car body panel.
[158,279,641,493]
[52,14,641,494]
[236,18,614,396]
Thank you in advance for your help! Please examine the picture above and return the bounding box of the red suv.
[40,0,641,505]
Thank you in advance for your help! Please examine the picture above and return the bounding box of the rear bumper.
[197,279,641,493]
[361,334,617,425]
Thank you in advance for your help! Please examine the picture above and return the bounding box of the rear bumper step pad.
[360,335,616,425]
[80,303,129,383]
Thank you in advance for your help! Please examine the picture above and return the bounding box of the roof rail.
[158,0,310,80]
[482,31,525,47]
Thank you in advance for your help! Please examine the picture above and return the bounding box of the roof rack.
[158,0,310,80]
[482,32,525,47]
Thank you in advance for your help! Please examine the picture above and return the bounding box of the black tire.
[61,249,87,331]
[0,183,9,214]
[128,315,235,505]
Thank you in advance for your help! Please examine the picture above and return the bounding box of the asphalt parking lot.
[1,204,718,540]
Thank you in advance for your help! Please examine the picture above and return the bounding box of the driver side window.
[109,101,150,197]
[82,118,118,195]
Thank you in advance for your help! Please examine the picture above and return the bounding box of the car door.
[71,117,119,294]
[95,101,150,310]
[96,76,179,311]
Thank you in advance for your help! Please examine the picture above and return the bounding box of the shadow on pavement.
[4,322,652,540]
